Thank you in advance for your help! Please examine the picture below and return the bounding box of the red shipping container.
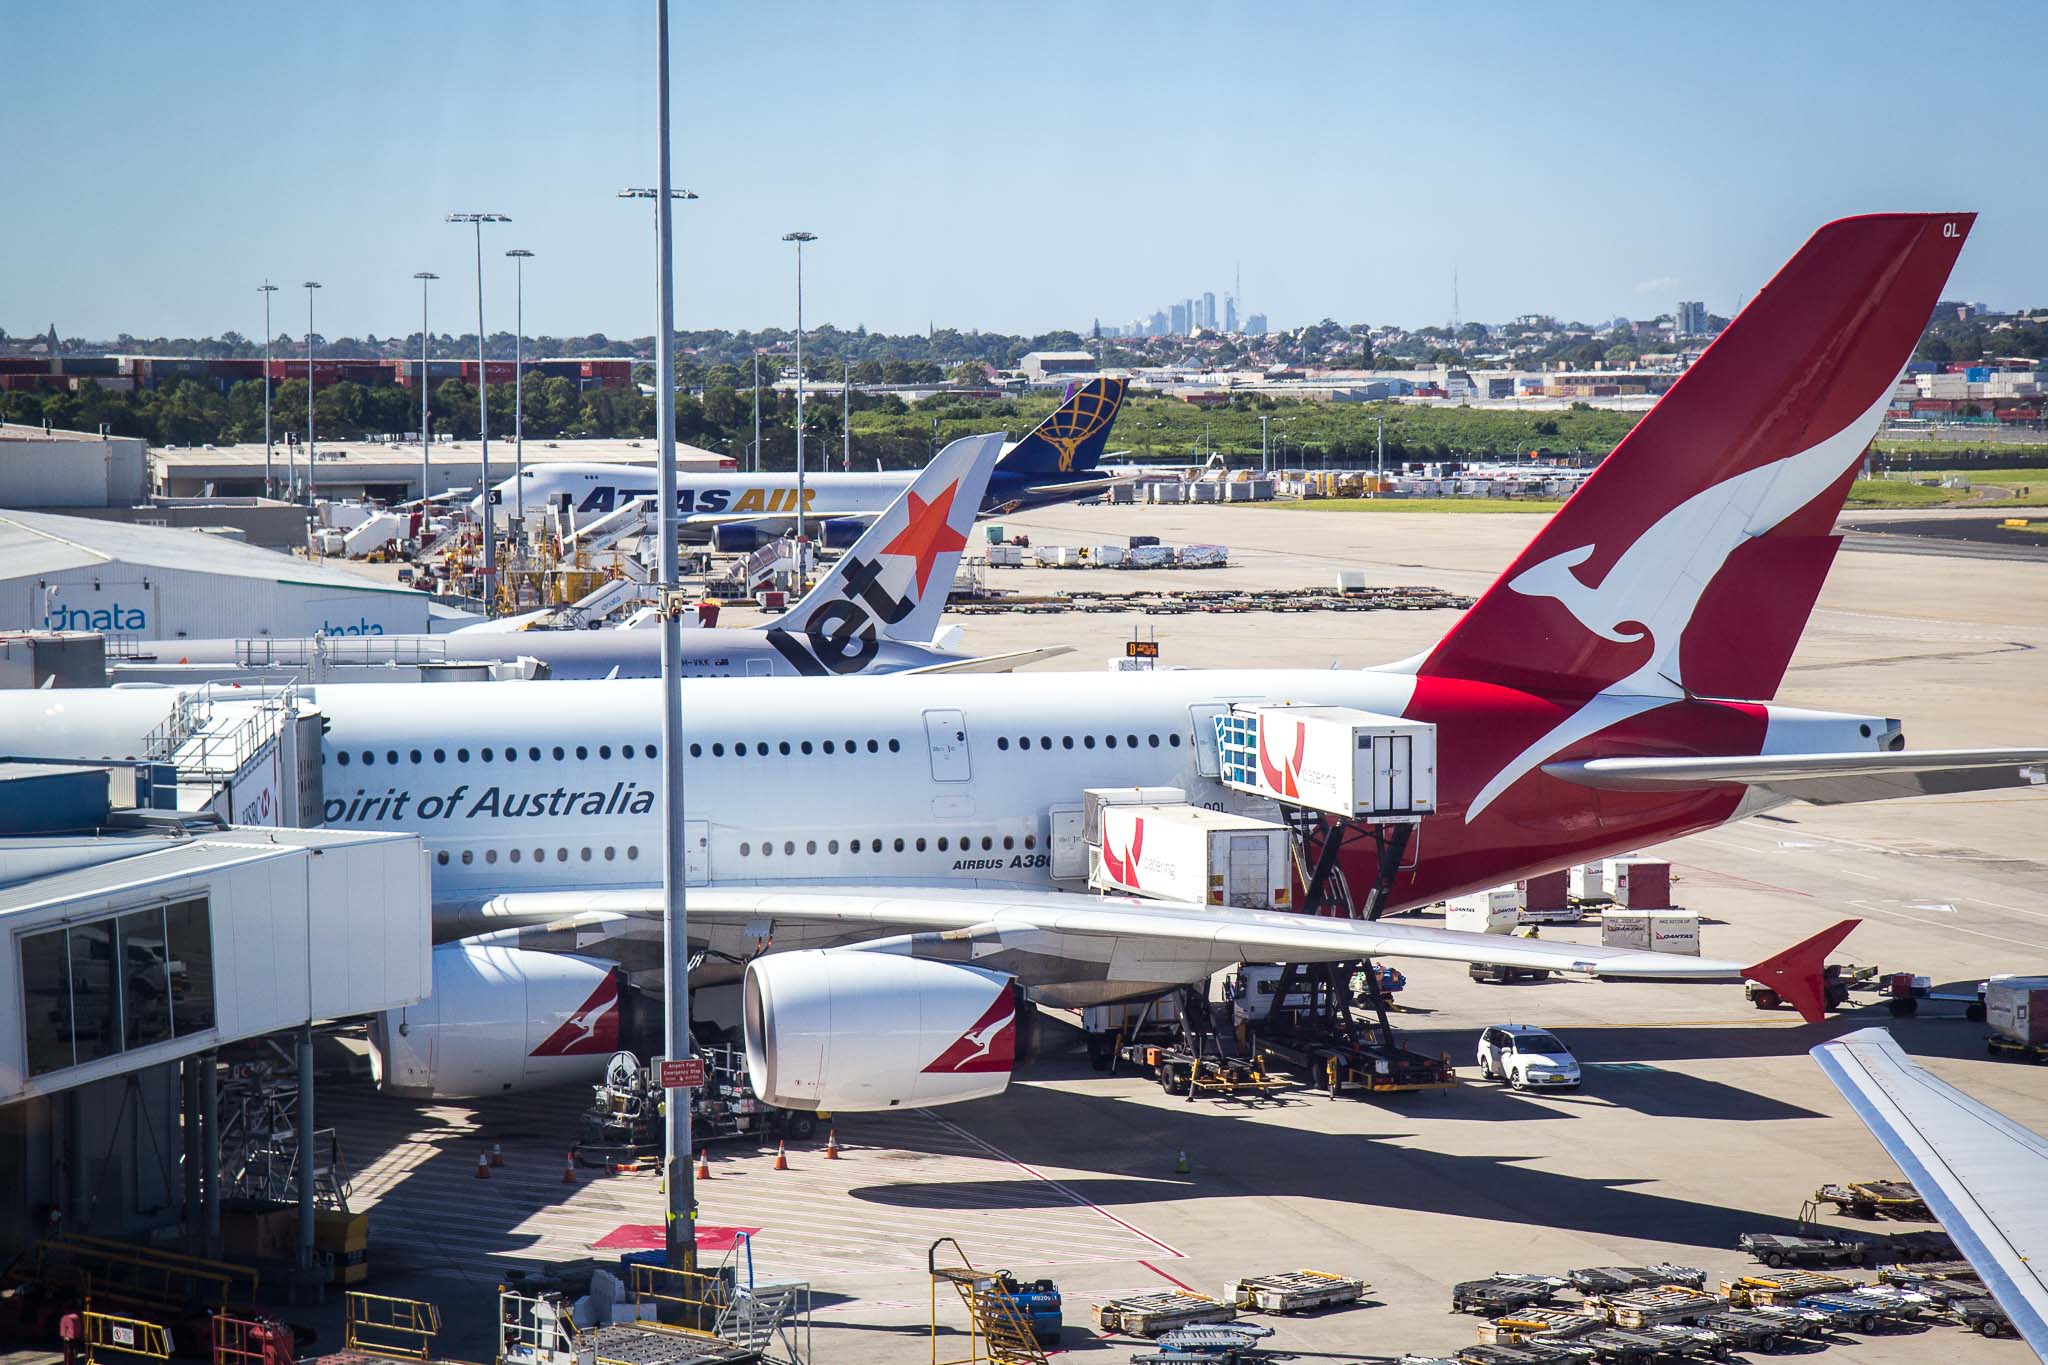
[1612,858,1672,909]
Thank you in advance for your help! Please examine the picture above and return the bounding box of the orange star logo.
[880,482,968,595]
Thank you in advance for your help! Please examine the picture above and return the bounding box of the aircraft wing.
[900,646,1075,675]
[1021,475,1134,497]
[1543,748,2048,805]
[453,885,1856,1020]
[1811,1028,2048,1353]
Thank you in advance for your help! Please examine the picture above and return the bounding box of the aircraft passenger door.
[684,820,709,886]
[1187,704,1230,777]
[1226,834,1269,909]
[923,709,972,782]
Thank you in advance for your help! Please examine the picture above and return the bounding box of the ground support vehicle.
[578,1045,813,1168]
[1813,1179,1930,1220]
[1567,1268,1706,1296]
[1094,1291,1237,1337]
[1476,1309,1599,1344]
[1949,1296,2016,1338]
[988,1273,1061,1344]
[1745,962,1864,1013]
[1128,1323,1273,1365]
[1469,962,1551,986]
[1718,1271,1853,1309]
[1114,982,1289,1102]
[1586,1288,1722,1329]
[1737,1231,1873,1270]
[1249,962,1454,1097]
[1452,1276,1570,1316]
[1225,1270,1367,1313]
[1795,1290,1925,1333]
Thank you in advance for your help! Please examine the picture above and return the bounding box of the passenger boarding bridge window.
[20,898,215,1079]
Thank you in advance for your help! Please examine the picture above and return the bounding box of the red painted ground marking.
[592,1223,760,1251]
[1139,1259,1195,1290]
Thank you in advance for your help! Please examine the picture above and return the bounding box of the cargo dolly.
[1093,1290,1237,1337]
[1719,1270,1854,1308]
[1224,1270,1368,1313]
[1794,1289,1926,1332]
[1812,1178,1931,1220]
[1451,1275,1570,1316]
[1694,1310,1807,1353]
[1127,1323,1273,1365]
[1475,1308,1600,1344]
[1249,961,1454,1098]
[1452,1343,1587,1365]
[1737,1230,1875,1269]
[1565,1267,1706,1296]
[1584,1286,1722,1329]
[1948,1295,2017,1338]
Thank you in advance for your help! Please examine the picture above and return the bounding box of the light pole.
[647,0,693,1277]
[303,282,320,524]
[447,212,509,611]
[751,351,761,472]
[507,249,533,524]
[842,358,851,472]
[414,272,437,505]
[1259,413,1269,474]
[258,282,278,498]
[782,231,817,550]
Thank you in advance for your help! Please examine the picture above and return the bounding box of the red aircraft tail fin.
[1744,918,1861,1024]
[1418,214,1972,702]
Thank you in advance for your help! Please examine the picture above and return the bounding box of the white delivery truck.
[1091,803,1293,910]
[1230,705,1437,821]
[1600,910,1701,956]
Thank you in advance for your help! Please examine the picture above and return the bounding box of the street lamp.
[506,249,533,524]
[303,282,321,522]
[782,231,817,550]
[258,282,278,498]
[617,189,699,488]
[414,272,437,506]
[447,212,509,610]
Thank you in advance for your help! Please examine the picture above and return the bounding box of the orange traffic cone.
[562,1153,577,1185]
[824,1128,841,1160]
[474,1153,490,1179]
[772,1140,789,1171]
[696,1148,711,1180]
[490,1142,505,1168]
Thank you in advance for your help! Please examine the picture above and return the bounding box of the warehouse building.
[0,510,448,639]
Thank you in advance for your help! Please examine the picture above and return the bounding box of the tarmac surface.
[41,500,2042,1365]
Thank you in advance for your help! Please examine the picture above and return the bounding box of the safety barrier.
[83,1309,170,1365]
[344,1290,442,1361]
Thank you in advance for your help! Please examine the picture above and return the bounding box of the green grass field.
[1854,469,2048,507]
[1844,479,1955,508]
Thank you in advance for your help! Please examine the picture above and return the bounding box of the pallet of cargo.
[1877,1257,1977,1285]
[1719,1270,1854,1308]
[1565,1267,1706,1296]
[1585,1286,1721,1329]
[1813,1179,1931,1220]
[1450,1275,1569,1315]
[1474,1308,1599,1344]
[1225,1269,1367,1314]
[1093,1290,1236,1337]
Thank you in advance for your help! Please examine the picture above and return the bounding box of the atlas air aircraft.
[476,377,1129,547]
[122,435,1066,682]
[16,215,2047,1113]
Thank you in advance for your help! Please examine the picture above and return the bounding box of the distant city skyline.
[4,2,2045,342]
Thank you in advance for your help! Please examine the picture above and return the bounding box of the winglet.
[1743,918,1860,1023]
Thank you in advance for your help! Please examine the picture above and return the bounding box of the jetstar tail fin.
[1743,918,1861,1023]
[1417,214,1972,701]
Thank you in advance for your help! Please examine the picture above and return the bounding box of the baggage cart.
[1720,1270,1854,1308]
[1093,1290,1235,1337]
[1813,1179,1930,1220]
[1454,1344,1586,1365]
[1567,1267,1706,1296]
[1588,1287,1721,1328]
[1475,1308,1598,1344]
[1575,1327,1686,1363]
[1451,1275,1569,1315]
[1224,1270,1366,1314]
[1128,1323,1272,1365]
[1696,1311,1799,1354]
[1950,1296,2016,1338]
[1737,1231,1872,1269]
[1795,1290,1919,1332]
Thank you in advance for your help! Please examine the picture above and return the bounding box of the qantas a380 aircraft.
[16,214,2047,1111]
[476,377,1129,547]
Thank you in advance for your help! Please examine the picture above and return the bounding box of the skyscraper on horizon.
[1224,294,1238,333]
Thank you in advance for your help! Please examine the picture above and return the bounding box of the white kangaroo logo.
[949,1006,1014,1069]
[1467,385,1893,821]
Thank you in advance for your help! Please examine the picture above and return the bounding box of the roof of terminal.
[0,826,416,918]
[0,508,413,594]
[152,436,731,471]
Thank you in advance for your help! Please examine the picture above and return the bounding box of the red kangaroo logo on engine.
[529,972,622,1057]
[1102,814,1145,888]
[1258,718,1307,798]
[921,990,1016,1074]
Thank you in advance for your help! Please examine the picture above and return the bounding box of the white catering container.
[1237,705,1437,821]
[1568,862,1607,901]
[1081,786,1188,845]
[1599,910,1701,955]
[1090,803,1293,910]
[985,543,1026,568]
[1092,544,1128,567]
[1444,891,1518,935]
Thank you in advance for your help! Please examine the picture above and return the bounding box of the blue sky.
[5,1,2044,342]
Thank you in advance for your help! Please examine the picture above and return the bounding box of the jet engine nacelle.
[711,518,865,553]
[744,950,1018,1112]
[369,943,642,1100]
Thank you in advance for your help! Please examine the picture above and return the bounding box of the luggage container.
[1035,545,1083,568]
[1599,911,1700,956]
[986,544,1026,568]
[1609,857,1672,909]
[1218,705,1437,820]
[1128,543,1175,569]
[1177,543,1229,568]
[1568,862,1608,902]
[1515,871,1577,922]
[1445,893,1518,935]
[1092,544,1128,568]
[1091,804,1292,909]
[1985,974,2048,1057]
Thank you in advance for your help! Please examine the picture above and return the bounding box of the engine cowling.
[711,518,865,554]
[711,523,766,553]
[744,951,1017,1112]
[369,943,643,1100]
[819,518,866,550]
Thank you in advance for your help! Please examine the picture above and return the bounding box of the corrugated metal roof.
[0,509,409,595]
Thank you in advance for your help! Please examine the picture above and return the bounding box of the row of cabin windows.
[338,743,646,767]
[739,833,1037,858]
[690,738,901,758]
[996,732,1180,752]
[436,844,641,866]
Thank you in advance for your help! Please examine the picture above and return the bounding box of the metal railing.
[344,1291,441,1361]
[84,1309,171,1365]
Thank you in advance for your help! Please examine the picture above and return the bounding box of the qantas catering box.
[1444,892,1518,935]
[1610,857,1672,909]
[1090,804,1293,910]
[1985,976,2048,1047]
[1599,910,1701,956]
[1569,862,1608,901]
[1236,705,1436,821]
[1082,786,1187,845]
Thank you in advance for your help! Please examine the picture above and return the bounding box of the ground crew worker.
[59,1307,82,1365]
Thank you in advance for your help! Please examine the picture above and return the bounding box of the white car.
[1477,1024,1582,1090]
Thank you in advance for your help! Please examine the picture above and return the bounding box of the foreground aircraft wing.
[900,645,1075,675]
[1544,748,2048,805]
[1020,474,1135,497]
[1812,1028,2048,1353]
[458,885,1857,1021]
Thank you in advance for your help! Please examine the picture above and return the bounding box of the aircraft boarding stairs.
[561,495,657,564]
[142,683,315,825]
[928,1238,1049,1365]
[563,573,658,628]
